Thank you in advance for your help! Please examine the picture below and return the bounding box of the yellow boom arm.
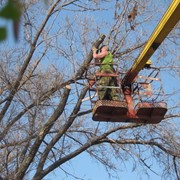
[122,0,180,85]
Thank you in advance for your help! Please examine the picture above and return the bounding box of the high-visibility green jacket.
[100,51,113,71]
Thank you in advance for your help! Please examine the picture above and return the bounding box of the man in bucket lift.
[92,45,136,117]
[92,45,120,101]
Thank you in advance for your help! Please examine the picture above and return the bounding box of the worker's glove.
[92,46,98,53]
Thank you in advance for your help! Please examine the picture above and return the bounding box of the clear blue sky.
[43,1,178,180]
[1,1,179,180]
[45,151,163,180]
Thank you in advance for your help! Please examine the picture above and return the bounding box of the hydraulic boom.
[122,0,180,85]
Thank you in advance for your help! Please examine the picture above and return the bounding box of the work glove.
[92,46,98,53]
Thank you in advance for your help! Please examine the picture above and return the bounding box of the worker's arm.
[93,51,108,59]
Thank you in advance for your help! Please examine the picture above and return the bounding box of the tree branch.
[15,85,71,179]
[75,34,106,78]
[36,124,142,179]
[33,85,88,179]
[98,138,180,158]
[0,0,62,123]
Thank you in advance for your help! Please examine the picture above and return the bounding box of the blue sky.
[47,1,178,179]
[37,1,179,179]
[1,1,179,180]
[45,151,164,180]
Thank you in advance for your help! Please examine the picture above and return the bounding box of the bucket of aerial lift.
[92,100,167,124]
[135,101,167,124]
[92,100,131,122]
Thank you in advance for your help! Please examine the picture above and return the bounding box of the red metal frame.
[86,62,167,124]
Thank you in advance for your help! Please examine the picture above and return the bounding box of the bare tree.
[0,0,179,180]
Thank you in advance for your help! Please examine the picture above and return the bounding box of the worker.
[92,45,119,101]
